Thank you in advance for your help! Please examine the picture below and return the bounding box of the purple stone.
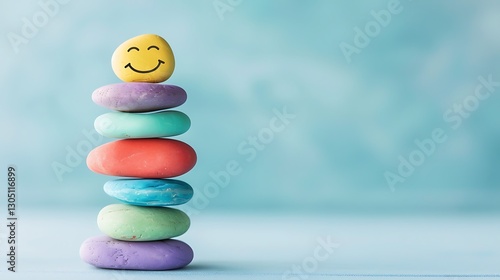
[92,83,187,112]
[80,236,193,270]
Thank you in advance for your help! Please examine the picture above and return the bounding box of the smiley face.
[111,34,175,83]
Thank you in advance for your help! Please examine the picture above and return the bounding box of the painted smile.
[124,60,165,73]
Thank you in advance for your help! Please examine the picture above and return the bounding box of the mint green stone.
[94,110,190,138]
[97,204,190,241]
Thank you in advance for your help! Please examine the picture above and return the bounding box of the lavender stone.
[80,236,193,270]
[92,83,187,112]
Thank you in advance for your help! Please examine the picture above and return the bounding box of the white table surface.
[1,208,499,280]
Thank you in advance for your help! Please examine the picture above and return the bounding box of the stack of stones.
[79,34,196,270]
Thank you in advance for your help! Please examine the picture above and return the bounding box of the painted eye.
[147,45,160,50]
[127,46,140,52]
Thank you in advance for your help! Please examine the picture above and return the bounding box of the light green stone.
[94,110,190,138]
[97,204,190,241]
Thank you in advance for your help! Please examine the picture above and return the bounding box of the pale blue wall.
[1,0,500,213]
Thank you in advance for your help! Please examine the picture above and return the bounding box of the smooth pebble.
[111,34,175,83]
[94,110,190,138]
[80,236,193,270]
[92,83,187,112]
[86,139,197,178]
[104,178,193,206]
[97,204,190,241]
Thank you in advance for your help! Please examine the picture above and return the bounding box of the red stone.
[87,139,196,178]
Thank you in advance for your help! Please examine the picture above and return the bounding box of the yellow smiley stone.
[111,34,175,83]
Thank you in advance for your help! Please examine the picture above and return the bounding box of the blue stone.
[103,179,193,206]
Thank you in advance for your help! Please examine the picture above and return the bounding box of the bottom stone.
[80,236,193,270]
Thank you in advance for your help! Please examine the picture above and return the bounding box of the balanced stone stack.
[80,34,196,270]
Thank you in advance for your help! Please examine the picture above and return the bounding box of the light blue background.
[1,0,500,214]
